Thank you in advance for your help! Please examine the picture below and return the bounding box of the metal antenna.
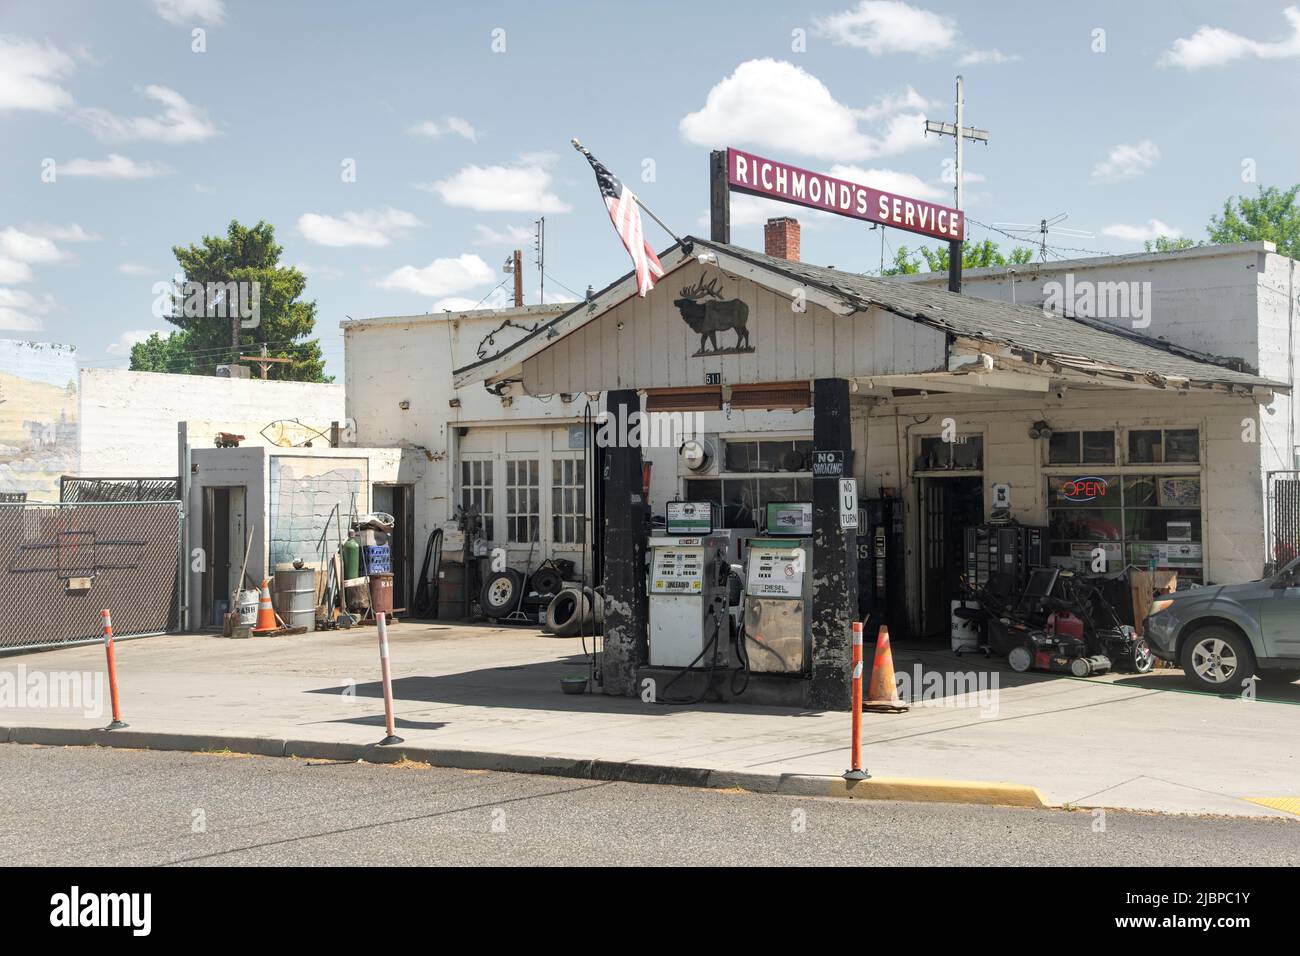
[993,213,1095,261]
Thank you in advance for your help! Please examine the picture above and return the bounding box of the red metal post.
[376,612,403,746]
[844,621,868,779]
[101,609,127,730]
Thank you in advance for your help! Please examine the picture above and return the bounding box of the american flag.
[573,140,665,296]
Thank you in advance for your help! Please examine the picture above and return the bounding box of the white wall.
[849,389,1267,629]
[343,305,586,561]
[184,444,423,628]
[79,368,345,478]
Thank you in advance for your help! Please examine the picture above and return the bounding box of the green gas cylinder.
[342,533,361,580]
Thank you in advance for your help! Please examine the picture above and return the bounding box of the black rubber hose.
[412,528,444,617]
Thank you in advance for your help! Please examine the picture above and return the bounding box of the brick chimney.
[764,217,800,261]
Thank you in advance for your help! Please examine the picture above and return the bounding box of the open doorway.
[202,485,247,627]
[918,476,983,639]
[372,484,414,610]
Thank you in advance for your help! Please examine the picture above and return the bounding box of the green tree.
[151,220,330,382]
[1143,236,1198,253]
[129,329,197,374]
[881,239,1034,276]
[1207,185,1300,258]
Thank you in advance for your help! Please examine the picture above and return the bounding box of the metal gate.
[0,501,182,652]
[1266,470,1300,572]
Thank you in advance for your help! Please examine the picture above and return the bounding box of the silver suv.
[1144,557,1300,692]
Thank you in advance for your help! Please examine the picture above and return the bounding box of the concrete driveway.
[2,622,1297,818]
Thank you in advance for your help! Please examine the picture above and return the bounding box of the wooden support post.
[809,378,858,711]
[710,150,730,244]
[599,389,649,695]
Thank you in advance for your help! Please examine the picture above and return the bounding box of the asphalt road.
[1,744,1296,866]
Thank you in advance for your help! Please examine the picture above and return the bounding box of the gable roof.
[454,236,1287,393]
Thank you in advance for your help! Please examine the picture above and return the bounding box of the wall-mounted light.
[1028,419,1054,440]
[398,400,410,410]
[448,398,461,408]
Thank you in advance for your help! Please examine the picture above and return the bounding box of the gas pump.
[647,502,733,669]
[740,503,814,674]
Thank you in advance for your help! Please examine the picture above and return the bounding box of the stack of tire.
[544,586,604,637]
[477,567,602,636]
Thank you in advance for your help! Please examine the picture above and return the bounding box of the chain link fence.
[0,501,182,652]
[61,476,181,503]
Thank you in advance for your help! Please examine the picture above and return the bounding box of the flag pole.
[571,139,691,252]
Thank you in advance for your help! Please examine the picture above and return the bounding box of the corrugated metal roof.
[694,238,1285,391]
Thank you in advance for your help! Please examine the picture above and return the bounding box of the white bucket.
[236,589,260,625]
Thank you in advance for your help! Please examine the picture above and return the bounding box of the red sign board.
[726,147,964,242]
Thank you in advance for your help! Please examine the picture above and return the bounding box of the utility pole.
[924,75,989,294]
[534,217,546,305]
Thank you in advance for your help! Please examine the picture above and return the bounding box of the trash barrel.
[370,572,394,615]
[274,568,317,630]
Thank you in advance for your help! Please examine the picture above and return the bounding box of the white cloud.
[680,60,939,162]
[1091,140,1160,181]
[421,157,570,213]
[76,85,217,143]
[0,228,67,265]
[473,224,534,246]
[294,261,343,279]
[0,287,57,332]
[106,328,167,357]
[152,0,226,25]
[0,307,43,332]
[1161,6,1300,69]
[408,116,478,141]
[0,259,34,284]
[116,262,154,276]
[957,48,1020,66]
[829,165,944,200]
[813,1,957,55]
[1100,219,1183,243]
[375,254,495,297]
[856,85,935,121]
[297,207,422,247]
[22,222,100,242]
[0,35,76,112]
[60,154,172,179]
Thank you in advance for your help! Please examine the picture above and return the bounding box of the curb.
[0,725,1049,810]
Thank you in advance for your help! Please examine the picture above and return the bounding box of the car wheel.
[1180,625,1255,693]
[1259,669,1300,684]
[480,570,523,618]
[1131,637,1155,674]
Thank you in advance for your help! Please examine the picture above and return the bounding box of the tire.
[1180,625,1256,693]
[480,570,524,619]
[1259,669,1300,684]
[545,588,586,636]
[1131,637,1155,674]
[1008,646,1032,672]
[531,567,563,597]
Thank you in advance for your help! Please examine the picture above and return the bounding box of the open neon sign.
[1061,477,1109,503]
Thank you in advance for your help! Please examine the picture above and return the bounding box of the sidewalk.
[2,622,1298,817]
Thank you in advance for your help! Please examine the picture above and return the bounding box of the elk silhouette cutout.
[673,275,753,356]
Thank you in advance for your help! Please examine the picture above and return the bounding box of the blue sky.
[3,0,1300,379]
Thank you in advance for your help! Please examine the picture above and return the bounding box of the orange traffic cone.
[863,625,909,713]
[251,578,278,635]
